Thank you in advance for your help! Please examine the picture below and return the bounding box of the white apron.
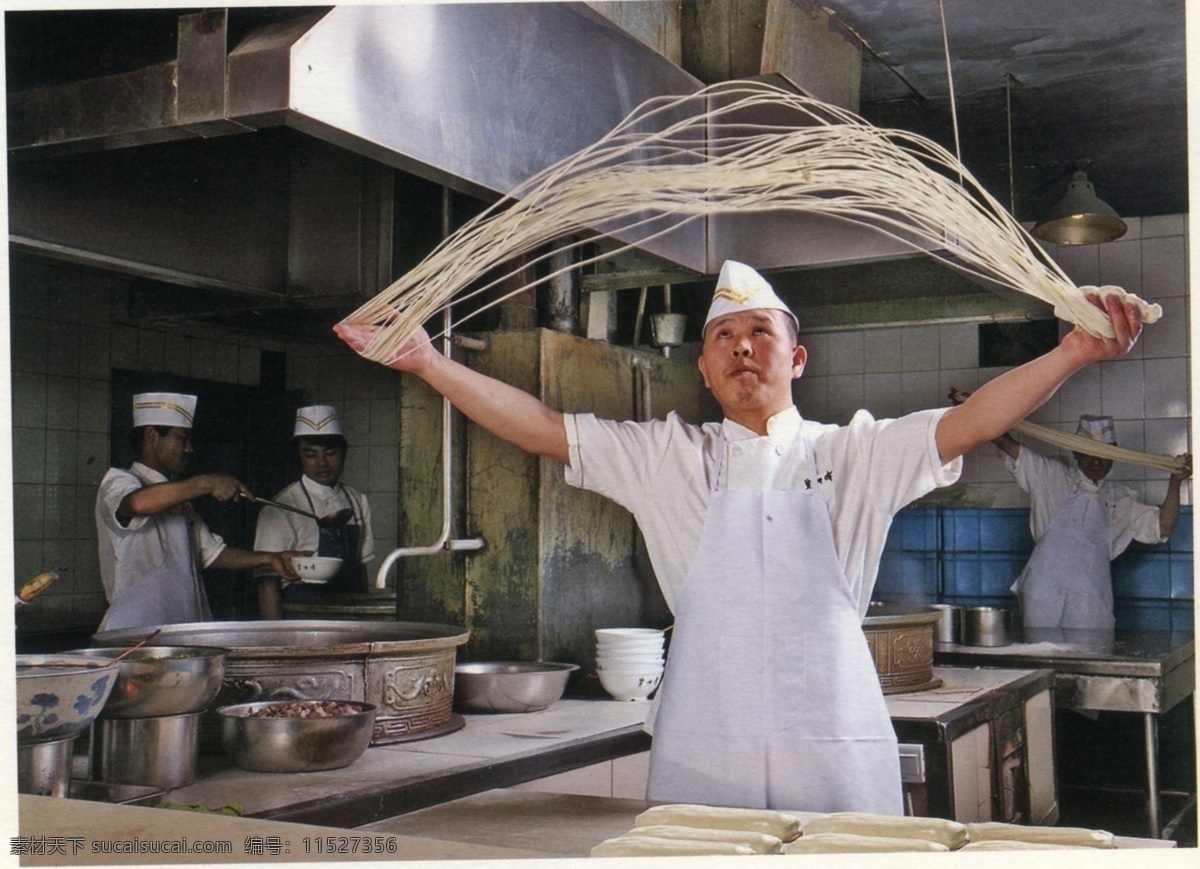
[1014,489,1114,630]
[645,442,902,813]
[99,473,212,632]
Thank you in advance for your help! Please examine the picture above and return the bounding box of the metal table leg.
[1143,712,1161,838]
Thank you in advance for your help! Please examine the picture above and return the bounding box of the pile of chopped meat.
[245,700,361,718]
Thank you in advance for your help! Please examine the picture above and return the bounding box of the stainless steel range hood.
[7,3,1052,327]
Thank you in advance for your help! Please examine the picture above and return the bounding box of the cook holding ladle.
[94,392,310,632]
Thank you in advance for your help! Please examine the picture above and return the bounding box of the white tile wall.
[794,214,1191,509]
[9,258,405,635]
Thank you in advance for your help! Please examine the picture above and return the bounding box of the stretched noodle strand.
[339,81,1161,363]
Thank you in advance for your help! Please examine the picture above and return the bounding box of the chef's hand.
[271,550,313,581]
[334,323,436,374]
[200,474,254,503]
[1060,291,1142,365]
[1170,454,1192,482]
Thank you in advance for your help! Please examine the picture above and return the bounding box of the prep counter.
[935,627,1196,839]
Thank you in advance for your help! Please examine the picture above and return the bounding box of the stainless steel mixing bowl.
[453,662,578,713]
[217,700,376,772]
[67,646,227,719]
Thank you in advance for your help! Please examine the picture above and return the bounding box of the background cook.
[336,260,1144,815]
[253,405,375,619]
[95,392,306,632]
[993,414,1190,630]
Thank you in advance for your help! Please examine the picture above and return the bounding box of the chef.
[95,392,306,632]
[253,405,375,618]
[335,259,1143,814]
[994,416,1190,630]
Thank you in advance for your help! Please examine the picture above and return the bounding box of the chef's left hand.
[1170,454,1192,482]
[271,550,313,581]
[1061,291,1142,365]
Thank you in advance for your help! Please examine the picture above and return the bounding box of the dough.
[589,835,755,857]
[784,833,949,854]
[629,824,783,854]
[966,821,1115,848]
[802,811,969,850]
[634,804,802,842]
[961,840,1090,851]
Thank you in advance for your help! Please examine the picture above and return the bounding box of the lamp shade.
[1032,171,1127,245]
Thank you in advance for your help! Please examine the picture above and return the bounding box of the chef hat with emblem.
[703,260,799,337]
[132,392,197,428]
[294,405,343,438]
[1076,414,1117,445]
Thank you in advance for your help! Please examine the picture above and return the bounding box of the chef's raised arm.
[935,292,1142,464]
[335,323,570,464]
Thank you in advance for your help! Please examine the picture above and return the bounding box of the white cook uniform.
[565,405,960,811]
[565,406,960,616]
[95,462,226,632]
[1006,447,1163,629]
[252,476,374,572]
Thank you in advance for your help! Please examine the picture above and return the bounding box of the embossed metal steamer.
[862,604,943,694]
[93,620,470,746]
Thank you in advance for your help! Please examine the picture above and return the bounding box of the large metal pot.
[93,620,469,745]
[862,604,942,694]
[91,712,201,789]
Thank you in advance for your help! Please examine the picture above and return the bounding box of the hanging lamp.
[1032,170,1127,244]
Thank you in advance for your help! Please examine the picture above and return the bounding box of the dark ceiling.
[826,0,1189,223]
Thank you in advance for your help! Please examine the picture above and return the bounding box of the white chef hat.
[1076,414,1117,445]
[132,392,197,428]
[294,405,343,437]
[703,260,799,337]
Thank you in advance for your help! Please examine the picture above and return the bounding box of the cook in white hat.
[253,404,374,618]
[335,253,1148,815]
[94,392,306,632]
[991,413,1190,632]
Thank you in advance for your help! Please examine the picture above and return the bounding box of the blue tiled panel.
[1170,557,1193,600]
[942,554,981,598]
[947,510,980,551]
[875,550,938,600]
[1114,599,1175,632]
[891,507,940,551]
[1113,551,1173,600]
[978,508,1033,553]
[979,554,1025,597]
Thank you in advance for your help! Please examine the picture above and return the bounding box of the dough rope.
[339,81,1161,363]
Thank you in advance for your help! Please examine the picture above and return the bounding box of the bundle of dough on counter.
[800,811,969,850]
[589,804,800,857]
[785,833,948,854]
[965,821,1116,849]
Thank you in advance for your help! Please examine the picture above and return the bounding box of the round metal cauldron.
[281,593,399,622]
[93,620,470,746]
[862,604,943,694]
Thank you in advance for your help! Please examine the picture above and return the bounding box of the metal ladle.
[245,495,354,529]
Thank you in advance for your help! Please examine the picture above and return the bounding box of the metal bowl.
[16,654,120,743]
[454,661,578,713]
[217,700,376,772]
[65,646,227,719]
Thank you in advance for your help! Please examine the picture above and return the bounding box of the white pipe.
[375,189,485,589]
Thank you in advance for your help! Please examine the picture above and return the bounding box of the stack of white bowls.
[595,628,665,702]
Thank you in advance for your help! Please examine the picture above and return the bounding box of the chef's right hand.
[272,550,312,581]
[202,474,254,503]
[334,322,436,374]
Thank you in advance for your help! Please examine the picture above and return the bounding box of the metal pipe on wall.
[375,187,485,590]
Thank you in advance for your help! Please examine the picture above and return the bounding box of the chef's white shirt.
[252,476,374,576]
[1006,447,1164,557]
[565,405,960,616]
[94,462,226,626]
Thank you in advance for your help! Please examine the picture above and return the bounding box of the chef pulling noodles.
[336,258,1145,814]
[992,413,1189,631]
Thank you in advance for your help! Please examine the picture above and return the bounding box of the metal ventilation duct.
[7,3,1050,325]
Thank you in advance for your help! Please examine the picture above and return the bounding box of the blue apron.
[284,481,363,598]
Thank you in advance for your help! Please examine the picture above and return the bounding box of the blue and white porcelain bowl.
[16,654,120,744]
